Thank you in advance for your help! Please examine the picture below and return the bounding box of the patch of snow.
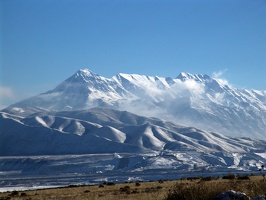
[35,116,48,127]
[255,152,266,159]
[11,107,25,113]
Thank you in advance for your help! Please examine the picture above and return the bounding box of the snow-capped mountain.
[3,69,266,139]
[1,69,266,189]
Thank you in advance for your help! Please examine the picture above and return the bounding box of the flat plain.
[1,175,266,200]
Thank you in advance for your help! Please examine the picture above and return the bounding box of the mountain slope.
[1,108,265,156]
[2,69,266,138]
[0,111,153,156]
[2,108,266,176]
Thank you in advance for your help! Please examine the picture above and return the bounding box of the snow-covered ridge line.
[0,107,264,156]
[2,69,266,139]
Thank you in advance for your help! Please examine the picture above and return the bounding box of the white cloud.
[215,78,229,86]
[211,69,230,86]
[212,69,227,78]
[0,86,16,109]
[184,79,205,94]
[173,79,205,95]
[0,86,15,99]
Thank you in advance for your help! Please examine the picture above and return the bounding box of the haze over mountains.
[3,69,266,139]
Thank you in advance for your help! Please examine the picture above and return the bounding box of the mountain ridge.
[2,107,266,176]
[1,107,265,156]
[2,69,266,139]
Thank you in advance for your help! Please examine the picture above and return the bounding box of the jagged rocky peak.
[176,72,211,82]
[176,72,193,80]
[53,69,113,92]
[116,73,150,82]
[68,69,102,83]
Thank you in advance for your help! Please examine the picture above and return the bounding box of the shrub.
[67,185,78,188]
[237,175,250,180]
[187,177,200,181]
[158,179,164,184]
[156,186,163,190]
[222,174,236,180]
[10,191,19,196]
[201,176,214,181]
[135,182,141,187]
[132,189,139,194]
[20,192,27,196]
[106,182,115,186]
[120,185,130,193]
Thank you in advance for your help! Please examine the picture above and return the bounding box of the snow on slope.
[2,108,266,179]
[1,108,265,156]
[2,69,266,139]
[0,111,152,156]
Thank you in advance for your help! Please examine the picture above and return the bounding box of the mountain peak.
[66,69,102,84]
[176,72,211,82]
[176,72,193,80]
[76,68,98,78]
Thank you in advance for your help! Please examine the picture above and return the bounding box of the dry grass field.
[0,179,172,200]
[1,175,266,200]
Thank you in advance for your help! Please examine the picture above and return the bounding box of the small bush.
[120,185,130,193]
[201,176,214,181]
[99,184,104,188]
[156,186,163,190]
[106,182,115,186]
[187,177,200,181]
[135,182,141,187]
[132,189,139,194]
[10,191,19,196]
[20,192,27,196]
[124,186,130,190]
[237,175,250,180]
[158,179,164,184]
[222,174,236,180]
[67,185,78,188]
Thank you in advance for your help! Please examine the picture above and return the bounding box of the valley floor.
[1,175,266,200]
[0,179,173,200]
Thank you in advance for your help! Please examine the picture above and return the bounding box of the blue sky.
[1,0,266,108]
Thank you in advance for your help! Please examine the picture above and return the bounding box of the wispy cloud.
[211,69,227,78]
[172,79,205,95]
[0,86,15,99]
[0,86,16,109]
[211,69,230,86]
